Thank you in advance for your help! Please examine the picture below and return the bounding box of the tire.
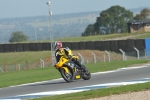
[81,65,91,80]
[60,67,74,82]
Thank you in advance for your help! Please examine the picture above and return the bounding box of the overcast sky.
[0,0,150,19]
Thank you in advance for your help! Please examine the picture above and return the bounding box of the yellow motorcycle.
[54,56,91,82]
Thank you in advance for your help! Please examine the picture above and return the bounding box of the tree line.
[9,5,150,42]
[82,5,150,36]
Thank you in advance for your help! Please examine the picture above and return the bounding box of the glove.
[68,55,72,59]
[54,63,58,67]
[72,55,78,61]
[54,64,56,67]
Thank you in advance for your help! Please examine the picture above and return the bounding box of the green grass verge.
[31,82,150,100]
[86,60,149,73]
[54,32,150,42]
[31,32,150,42]
[0,59,149,100]
[0,60,149,88]
[0,51,51,64]
[135,33,150,39]
[0,67,60,88]
[30,60,150,100]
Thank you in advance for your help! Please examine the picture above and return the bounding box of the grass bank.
[32,82,150,100]
[30,60,150,100]
[31,82,150,100]
[0,51,51,65]
[0,60,149,88]
[54,32,150,42]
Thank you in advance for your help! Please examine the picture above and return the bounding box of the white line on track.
[1,64,150,100]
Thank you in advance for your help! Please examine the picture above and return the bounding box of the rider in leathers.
[54,41,85,70]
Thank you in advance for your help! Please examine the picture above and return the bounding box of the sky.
[0,0,150,19]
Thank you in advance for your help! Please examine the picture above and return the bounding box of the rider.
[54,41,85,71]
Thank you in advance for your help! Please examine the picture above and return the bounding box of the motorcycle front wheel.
[60,67,74,82]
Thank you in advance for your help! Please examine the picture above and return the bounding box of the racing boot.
[75,60,87,72]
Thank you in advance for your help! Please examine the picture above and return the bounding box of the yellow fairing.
[62,67,69,74]
[76,75,81,79]
[55,57,68,68]
[72,55,79,59]
[74,67,81,79]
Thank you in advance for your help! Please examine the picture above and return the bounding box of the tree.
[9,31,28,42]
[95,5,133,34]
[134,8,150,20]
[82,24,95,36]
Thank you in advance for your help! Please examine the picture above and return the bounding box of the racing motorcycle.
[54,56,91,82]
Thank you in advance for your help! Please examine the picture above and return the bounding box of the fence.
[0,38,150,72]
[0,49,150,73]
[0,39,146,53]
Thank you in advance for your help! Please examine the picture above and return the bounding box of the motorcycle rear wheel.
[81,65,91,80]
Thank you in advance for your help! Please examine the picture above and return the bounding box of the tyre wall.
[0,39,147,54]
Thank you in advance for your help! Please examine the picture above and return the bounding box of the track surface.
[0,64,150,99]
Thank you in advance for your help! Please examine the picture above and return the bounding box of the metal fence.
[0,49,150,73]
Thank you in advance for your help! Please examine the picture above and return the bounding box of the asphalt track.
[0,64,150,99]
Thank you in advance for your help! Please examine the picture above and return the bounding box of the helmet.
[54,41,62,50]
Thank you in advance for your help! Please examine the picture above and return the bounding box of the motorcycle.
[54,56,91,82]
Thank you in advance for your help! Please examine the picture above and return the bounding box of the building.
[127,20,150,33]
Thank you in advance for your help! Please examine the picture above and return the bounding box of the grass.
[0,60,149,88]
[1,32,150,99]
[54,33,130,42]
[0,51,51,65]
[53,32,150,42]
[26,32,150,42]
[31,82,150,100]
[29,60,150,100]
[0,67,60,87]
[86,60,149,73]
[1,59,150,100]
[135,33,150,39]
